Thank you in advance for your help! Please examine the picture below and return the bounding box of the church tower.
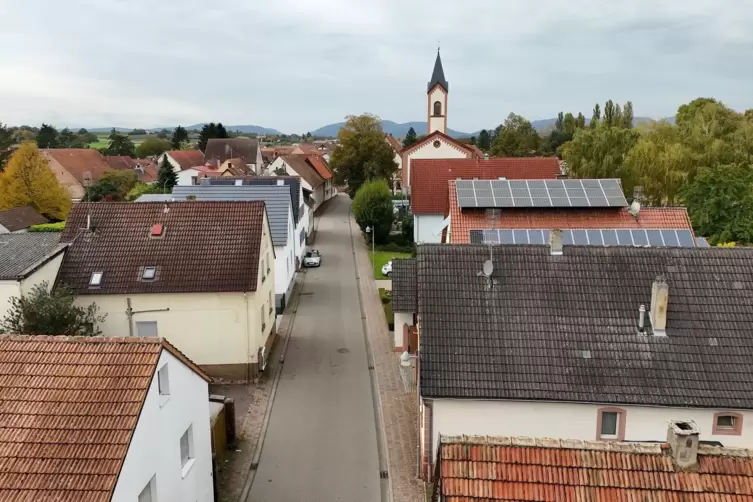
[427,50,449,135]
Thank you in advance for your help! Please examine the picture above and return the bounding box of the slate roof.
[428,50,449,92]
[416,244,753,408]
[204,138,259,166]
[170,185,291,247]
[391,259,416,313]
[165,150,205,170]
[410,158,560,214]
[42,149,112,185]
[58,201,265,295]
[447,180,695,243]
[0,234,66,280]
[208,176,303,224]
[437,435,753,502]
[280,154,325,188]
[0,335,207,502]
[0,206,48,232]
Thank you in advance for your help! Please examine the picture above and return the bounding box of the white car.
[381,260,393,277]
[303,250,321,267]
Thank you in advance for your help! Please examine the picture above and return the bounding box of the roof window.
[89,271,103,287]
[151,224,164,237]
[142,267,157,281]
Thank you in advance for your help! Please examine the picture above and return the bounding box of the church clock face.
[433,140,441,148]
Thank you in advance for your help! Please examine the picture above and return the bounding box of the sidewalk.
[351,215,425,502]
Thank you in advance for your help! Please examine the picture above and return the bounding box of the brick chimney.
[666,420,700,470]
[549,229,563,256]
[650,275,668,336]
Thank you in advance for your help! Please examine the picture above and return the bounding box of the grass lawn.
[378,288,394,328]
[369,251,411,279]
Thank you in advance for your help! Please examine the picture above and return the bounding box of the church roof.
[427,51,449,93]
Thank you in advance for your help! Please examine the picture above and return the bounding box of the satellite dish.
[628,200,641,218]
[482,259,494,277]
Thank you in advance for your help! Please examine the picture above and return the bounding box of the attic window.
[713,412,743,435]
[151,224,164,237]
[89,272,103,287]
[142,267,157,281]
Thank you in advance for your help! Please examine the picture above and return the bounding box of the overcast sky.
[1,0,751,133]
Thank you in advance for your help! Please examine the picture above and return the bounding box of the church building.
[400,51,483,192]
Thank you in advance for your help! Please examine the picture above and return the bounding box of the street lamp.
[365,226,375,268]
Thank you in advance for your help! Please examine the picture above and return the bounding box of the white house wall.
[112,350,213,502]
[404,137,467,190]
[428,86,447,134]
[429,398,753,460]
[414,214,445,243]
[0,252,64,318]
[176,169,201,186]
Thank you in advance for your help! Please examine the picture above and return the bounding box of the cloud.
[0,0,751,132]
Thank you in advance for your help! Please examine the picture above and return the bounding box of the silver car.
[303,250,322,267]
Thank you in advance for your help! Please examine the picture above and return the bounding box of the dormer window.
[151,224,164,237]
[89,271,103,287]
[142,267,157,281]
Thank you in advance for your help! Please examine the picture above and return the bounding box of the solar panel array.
[469,228,696,247]
[455,179,628,209]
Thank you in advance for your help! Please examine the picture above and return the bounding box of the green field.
[369,251,411,279]
[87,134,147,150]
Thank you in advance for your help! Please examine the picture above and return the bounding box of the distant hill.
[311,120,473,139]
[85,124,283,135]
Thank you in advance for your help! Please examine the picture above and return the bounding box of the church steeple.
[427,50,448,135]
[427,50,449,93]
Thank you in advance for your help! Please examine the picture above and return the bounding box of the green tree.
[561,125,640,193]
[614,103,623,127]
[198,122,229,151]
[157,156,177,192]
[576,112,587,130]
[590,104,601,129]
[86,179,122,201]
[563,113,576,135]
[489,113,541,157]
[126,181,166,201]
[129,128,147,135]
[135,137,171,158]
[681,163,753,244]
[477,129,491,151]
[156,128,169,139]
[36,123,59,148]
[58,128,85,148]
[91,170,138,200]
[76,128,97,144]
[0,121,14,170]
[351,179,394,244]
[676,98,721,130]
[171,126,188,149]
[402,127,418,148]
[603,100,615,127]
[0,141,71,220]
[622,101,634,128]
[0,282,106,336]
[555,112,564,132]
[106,129,136,157]
[329,114,398,197]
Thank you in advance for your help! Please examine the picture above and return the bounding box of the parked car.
[382,260,392,277]
[303,250,322,267]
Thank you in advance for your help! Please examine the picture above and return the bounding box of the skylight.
[142,267,156,280]
[89,272,103,286]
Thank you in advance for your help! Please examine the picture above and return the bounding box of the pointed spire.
[427,50,449,93]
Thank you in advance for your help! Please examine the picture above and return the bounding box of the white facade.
[413,214,446,243]
[175,168,211,186]
[273,205,298,313]
[394,312,413,348]
[0,252,64,319]
[157,152,184,173]
[269,157,328,213]
[428,86,447,135]
[402,134,469,192]
[426,398,753,460]
[112,349,213,502]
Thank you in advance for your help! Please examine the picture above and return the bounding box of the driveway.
[248,195,381,502]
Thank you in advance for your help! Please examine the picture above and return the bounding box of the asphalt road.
[248,195,382,502]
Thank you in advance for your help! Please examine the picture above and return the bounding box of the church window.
[433,140,441,148]
[433,101,442,116]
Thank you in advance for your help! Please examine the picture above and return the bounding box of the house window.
[713,412,743,435]
[261,305,266,330]
[158,364,170,396]
[136,321,158,337]
[261,262,266,283]
[433,100,442,116]
[191,176,198,185]
[596,407,626,440]
[180,425,195,476]
[142,266,157,281]
[89,271,103,287]
[138,475,156,502]
[266,253,270,274]
[269,291,273,315]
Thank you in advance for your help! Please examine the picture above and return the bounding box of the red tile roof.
[411,158,561,215]
[280,154,325,188]
[58,201,265,295]
[42,149,112,185]
[385,134,402,153]
[438,436,753,501]
[0,335,207,502]
[166,150,205,170]
[306,154,332,180]
[103,156,158,183]
[448,180,694,243]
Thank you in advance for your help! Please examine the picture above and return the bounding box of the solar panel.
[468,229,697,247]
[455,179,628,208]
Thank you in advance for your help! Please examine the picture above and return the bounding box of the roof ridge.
[0,334,162,344]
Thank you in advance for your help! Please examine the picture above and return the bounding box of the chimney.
[549,229,563,256]
[638,304,646,332]
[650,276,668,335]
[666,420,700,470]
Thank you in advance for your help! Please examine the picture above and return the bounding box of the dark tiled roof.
[410,158,560,214]
[0,335,206,502]
[391,259,416,313]
[0,234,65,280]
[58,201,265,295]
[165,150,205,170]
[210,176,303,224]
[418,244,753,408]
[0,206,48,231]
[437,435,753,501]
[427,51,449,92]
[204,138,259,166]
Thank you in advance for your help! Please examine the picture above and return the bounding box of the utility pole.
[126,298,170,336]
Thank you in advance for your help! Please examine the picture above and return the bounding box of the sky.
[1,0,752,134]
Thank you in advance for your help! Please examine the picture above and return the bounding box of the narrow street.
[247,195,382,502]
